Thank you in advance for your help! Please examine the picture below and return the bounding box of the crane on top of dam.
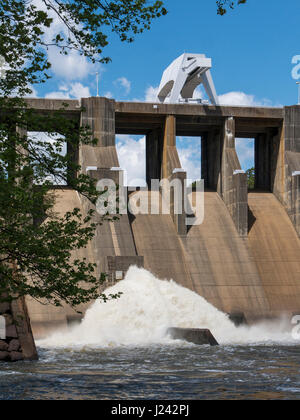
[156,53,219,105]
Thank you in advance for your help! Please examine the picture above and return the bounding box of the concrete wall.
[182,191,269,321]
[129,191,194,290]
[248,192,300,315]
[220,118,248,237]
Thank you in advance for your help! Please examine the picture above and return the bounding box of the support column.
[80,97,119,174]
[169,170,187,236]
[284,106,300,236]
[67,132,79,185]
[160,115,187,235]
[201,129,222,191]
[255,133,271,190]
[161,115,181,180]
[291,174,300,236]
[270,125,285,203]
[221,117,248,237]
[146,128,163,187]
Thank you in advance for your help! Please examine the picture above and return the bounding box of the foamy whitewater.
[38,266,299,349]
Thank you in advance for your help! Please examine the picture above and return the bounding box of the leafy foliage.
[0,1,167,96]
[246,167,255,190]
[216,0,247,15]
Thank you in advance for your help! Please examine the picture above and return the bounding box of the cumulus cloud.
[177,137,201,182]
[45,82,91,99]
[235,138,255,171]
[116,133,202,186]
[114,77,131,95]
[32,0,100,81]
[192,86,206,100]
[26,84,39,98]
[144,85,159,102]
[116,135,146,186]
[103,91,113,99]
[218,91,274,107]
[68,83,91,98]
[47,48,96,81]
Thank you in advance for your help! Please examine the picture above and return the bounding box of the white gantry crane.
[157,53,219,105]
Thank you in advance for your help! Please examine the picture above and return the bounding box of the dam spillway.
[15,97,300,337]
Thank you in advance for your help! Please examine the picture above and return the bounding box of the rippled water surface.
[1,344,300,400]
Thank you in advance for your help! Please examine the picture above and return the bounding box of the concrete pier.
[167,327,219,346]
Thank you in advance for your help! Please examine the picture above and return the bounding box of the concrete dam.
[24,97,300,338]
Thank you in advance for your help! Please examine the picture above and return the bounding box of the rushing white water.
[38,266,298,349]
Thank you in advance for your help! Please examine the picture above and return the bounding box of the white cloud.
[177,138,201,182]
[218,91,274,107]
[116,135,146,186]
[47,48,97,81]
[116,134,201,186]
[103,91,113,99]
[235,138,255,170]
[26,84,38,98]
[45,90,69,99]
[192,86,206,100]
[114,77,131,95]
[144,85,159,102]
[69,82,91,98]
[32,0,100,81]
[45,82,91,99]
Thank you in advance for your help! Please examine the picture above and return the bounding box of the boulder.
[10,351,24,362]
[0,351,10,361]
[0,340,9,351]
[6,325,18,339]
[8,339,20,352]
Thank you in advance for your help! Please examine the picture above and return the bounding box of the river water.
[1,267,300,400]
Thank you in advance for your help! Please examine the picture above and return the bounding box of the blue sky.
[33,0,300,183]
